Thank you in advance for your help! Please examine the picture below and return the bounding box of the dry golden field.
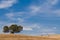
[0,34,60,40]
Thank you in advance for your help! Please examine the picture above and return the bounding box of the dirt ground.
[0,34,60,40]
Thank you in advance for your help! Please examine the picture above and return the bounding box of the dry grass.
[0,34,60,40]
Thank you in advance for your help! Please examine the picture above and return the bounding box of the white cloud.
[53,10,60,17]
[40,28,56,35]
[25,23,57,35]
[2,0,59,35]
[23,23,41,29]
[0,21,58,35]
[41,29,55,32]
[0,0,17,8]
[28,0,60,17]
[23,27,33,31]
[23,23,56,35]
[17,18,24,23]
[47,0,58,5]
[5,12,25,23]
[41,32,56,35]
[29,6,40,15]
[53,27,57,29]
[5,13,14,18]
[5,12,26,19]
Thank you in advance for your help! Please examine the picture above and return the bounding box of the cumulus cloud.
[0,0,17,8]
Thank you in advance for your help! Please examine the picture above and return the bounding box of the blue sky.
[0,0,60,36]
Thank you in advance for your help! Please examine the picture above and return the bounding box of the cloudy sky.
[0,0,60,36]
